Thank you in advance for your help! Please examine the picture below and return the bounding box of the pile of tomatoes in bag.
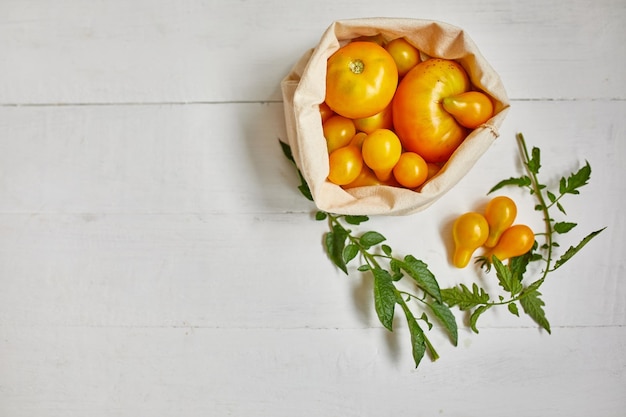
[322,36,494,190]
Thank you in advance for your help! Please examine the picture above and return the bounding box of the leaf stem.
[517,132,552,283]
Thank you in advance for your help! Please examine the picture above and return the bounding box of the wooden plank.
[0,100,623,214]
[0,325,624,416]
[0,0,624,103]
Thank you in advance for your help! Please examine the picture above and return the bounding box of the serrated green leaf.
[359,231,386,249]
[559,161,591,195]
[488,176,532,194]
[527,146,541,174]
[508,302,520,317]
[297,184,313,201]
[401,306,426,368]
[509,251,532,282]
[469,305,491,333]
[344,215,369,225]
[493,256,523,295]
[342,244,359,264]
[325,228,348,274]
[519,290,551,333]
[441,283,490,311]
[396,255,442,303]
[554,227,606,270]
[427,301,458,346]
[278,140,295,163]
[554,221,577,234]
[547,190,557,203]
[279,140,314,201]
[373,268,396,331]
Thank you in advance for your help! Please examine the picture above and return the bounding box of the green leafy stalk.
[279,140,457,369]
[443,133,606,333]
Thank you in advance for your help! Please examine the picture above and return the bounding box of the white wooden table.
[1,1,624,416]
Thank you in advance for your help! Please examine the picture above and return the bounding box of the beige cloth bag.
[281,18,510,216]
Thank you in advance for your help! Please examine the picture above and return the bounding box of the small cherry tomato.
[452,212,489,268]
[323,115,356,153]
[484,196,518,248]
[361,129,402,181]
[353,104,393,134]
[485,224,535,262]
[349,132,368,149]
[342,165,381,189]
[352,34,386,46]
[426,162,441,180]
[325,41,398,119]
[385,37,420,77]
[392,152,429,189]
[327,145,363,186]
[442,91,494,129]
[319,101,334,123]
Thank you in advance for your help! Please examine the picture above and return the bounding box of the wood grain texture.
[0,0,624,415]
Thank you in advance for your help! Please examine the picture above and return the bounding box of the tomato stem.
[516,132,553,283]
[349,59,365,75]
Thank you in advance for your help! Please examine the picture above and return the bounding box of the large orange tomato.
[325,41,398,119]
[392,58,470,163]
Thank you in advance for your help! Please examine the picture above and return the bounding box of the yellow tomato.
[327,145,363,186]
[361,129,402,181]
[452,212,489,268]
[485,224,535,262]
[325,41,398,119]
[385,37,420,77]
[323,115,356,153]
[349,132,368,149]
[319,101,334,123]
[392,152,429,189]
[342,165,381,189]
[353,104,393,134]
[483,196,517,248]
[392,58,470,163]
[442,91,494,129]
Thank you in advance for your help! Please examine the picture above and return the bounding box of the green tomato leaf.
[396,300,426,368]
[469,305,491,334]
[554,227,606,270]
[488,176,532,194]
[325,227,348,274]
[344,215,369,225]
[427,301,458,346]
[373,268,397,331]
[559,161,591,196]
[492,256,523,296]
[441,283,490,311]
[342,244,359,264]
[396,255,442,303]
[359,231,386,249]
[519,290,551,334]
[527,146,541,174]
[508,302,520,317]
[315,211,327,221]
[554,221,577,234]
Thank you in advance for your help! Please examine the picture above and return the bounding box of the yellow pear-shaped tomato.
[452,212,489,268]
[325,41,398,119]
[392,58,470,163]
[442,91,494,129]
